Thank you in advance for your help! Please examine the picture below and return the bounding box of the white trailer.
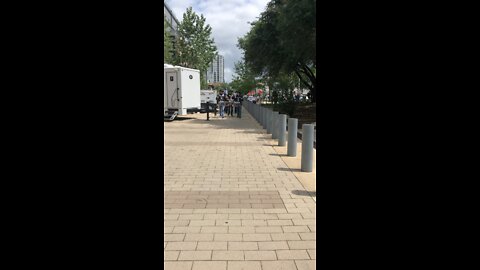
[199,90,217,113]
[164,64,201,119]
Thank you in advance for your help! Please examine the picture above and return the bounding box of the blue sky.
[165,0,269,83]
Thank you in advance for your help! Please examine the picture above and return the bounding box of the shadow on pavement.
[277,167,302,172]
[164,116,197,122]
[292,190,316,197]
[180,116,264,131]
[269,153,288,157]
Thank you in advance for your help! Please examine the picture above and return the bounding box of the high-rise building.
[206,55,224,84]
[164,2,179,37]
[164,1,179,61]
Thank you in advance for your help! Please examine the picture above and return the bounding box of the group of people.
[216,91,243,118]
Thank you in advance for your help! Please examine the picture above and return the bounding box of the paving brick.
[173,227,202,233]
[276,250,310,260]
[253,214,278,220]
[295,260,316,270]
[228,214,253,220]
[282,226,310,233]
[267,220,293,226]
[201,226,229,233]
[164,234,186,242]
[164,251,179,261]
[254,226,283,233]
[164,220,190,227]
[227,261,261,270]
[307,249,316,259]
[214,233,243,241]
[242,233,272,241]
[212,251,244,260]
[185,233,214,242]
[189,220,216,227]
[192,261,227,270]
[216,220,242,226]
[271,233,301,241]
[264,209,288,214]
[228,226,255,234]
[292,219,316,226]
[241,220,268,226]
[179,214,204,220]
[287,241,316,250]
[193,209,217,214]
[178,251,212,261]
[165,242,197,251]
[258,241,290,250]
[244,250,277,260]
[164,261,193,270]
[204,214,229,220]
[164,112,316,266]
[240,209,265,214]
[228,241,258,251]
[261,260,297,270]
[196,241,227,251]
[164,214,180,220]
[299,233,316,240]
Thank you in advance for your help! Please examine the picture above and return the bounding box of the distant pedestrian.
[234,93,243,118]
[218,91,226,118]
[228,95,234,116]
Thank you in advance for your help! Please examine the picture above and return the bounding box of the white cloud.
[165,0,269,82]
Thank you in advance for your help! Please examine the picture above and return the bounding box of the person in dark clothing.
[234,93,243,118]
[218,91,226,118]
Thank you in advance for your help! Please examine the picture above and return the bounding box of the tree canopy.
[238,0,316,102]
[173,7,217,88]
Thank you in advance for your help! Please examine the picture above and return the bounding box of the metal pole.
[259,106,262,126]
[287,118,298,156]
[262,107,267,130]
[272,112,279,139]
[262,107,267,129]
[278,114,287,146]
[266,109,272,134]
[301,124,314,172]
[206,101,210,121]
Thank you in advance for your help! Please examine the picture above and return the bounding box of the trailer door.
[166,71,179,109]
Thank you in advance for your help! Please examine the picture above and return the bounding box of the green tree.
[174,7,217,89]
[238,0,316,102]
[230,60,256,95]
[164,17,174,64]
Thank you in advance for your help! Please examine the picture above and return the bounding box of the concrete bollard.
[301,124,315,172]
[263,107,267,129]
[272,112,279,139]
[287,118,298,156]
[260,106,265,128]
[262,107,266,129]
[260,106,264,127]
[278,114,287,146]
[266,109,272,134]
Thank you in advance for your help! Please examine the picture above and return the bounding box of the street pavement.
[164,107,317,270]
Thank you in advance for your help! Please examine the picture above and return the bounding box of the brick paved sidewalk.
[164,108,316,270]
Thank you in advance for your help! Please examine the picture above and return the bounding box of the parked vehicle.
[200,90,217,113]
[164,64,201,120]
